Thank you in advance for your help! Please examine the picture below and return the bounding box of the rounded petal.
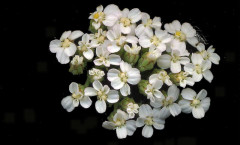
[136,117,145,127]
[80,96,92,108]
[209,53,220,65]
[192,71,203,82]
[159,106,171,119]
[120,24,131,34]
[107,69,120,81]
[169,103,181,116]
[196,43,205,51]
[192,107,205,119]
[203,69,213,83]
[153,122,164,130]
[184,63,195,73]
[64,43,77,56]
[181,23,196,38]
[127,69,141,85]
[150,98,163,108]
[84,87,97,96]
[49,40,61,53]
[181,88,196,100]
[107,44,121,53]
[120,84,130,96]
[120,61,132,72]
[103,15,118,26]
[201,97,210,112]
[197,89,207,100]
[128,8,142,23]
[111,78,124,90]
[154,90,164,99]
[171,39,186,55]
[164,20,181,34]
[83,49,94,60]
[191,53,203,65]
[167,85,179,101]
[126,120,137,136]
[95,100,106,113]
[179,100,192,113]
[157,54,171,69]
[139,104,152,118]
[109,54,121,65]
[107,90,119,103]
[93,80,103,91]
[139,35,151,48]
[61,96,74,112]
[116,126,127,139]
[179,57,190,65]
[142,125,153,138]
[187,37,199,47]
[125,35,138,44]
[170,61,181,73]
[60,31,71,41]
[68,30,83,40]
[56,49,70,64]
[135,24,145,37]
[69,82,79,94]
[102,121,116,130]
[153,80,163,90]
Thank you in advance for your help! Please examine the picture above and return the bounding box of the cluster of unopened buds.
[49,4,220,139]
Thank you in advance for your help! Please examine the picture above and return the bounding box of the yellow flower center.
[119,72,128,83]
[97,91,107,101]
[195,64,202,74]
[175,31,186,41]
[144,116,154,126]
[72,93,82,99]
[93,13,100,19]
[145,19,153,27]
[120,17,131,27]
[191,99,200,107]
[151,36,161,46]
[115,119,125,127]
[97,35,105,44]
[61,39,71,48]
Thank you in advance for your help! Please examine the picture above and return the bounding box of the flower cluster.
[49,4,220,139]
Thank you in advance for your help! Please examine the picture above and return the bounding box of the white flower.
[147,47,163,60]
[107,61,141,96]
[124,43,141,54]
[102,109,137,139]
[89,4,122,29]
[94,41,121,67]
[88,68,105,80]
[150,85,181,119]
[196,43,220,67]
[118,8,142,34]
[49,30,83,64]
[106,24,126,53]
[61,82,92,112]
[149,70,172,86]
[135,12,162,37]
[139,29,172,52]
[136,104,165,138]
[179,88,210,119]
[126,103,139,118]
[71,55,83,65]
[90,29,107,46]
[184,53,213,83]
[78,34,97,60]
[145,80,164,102]
[84,80,119,113]
[157,49,190,73]
[176,71,195,88]
[164,20,198,55]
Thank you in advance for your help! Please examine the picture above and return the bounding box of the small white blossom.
[184,53,213,83]
[136,104,165,138]
[164,20,198,55]
[84,80,119,113]
[196,43,220,67]
[139,29,172,52]
[49,30,83,64]
[94,41,121,67]
[61,82,92,112]
[126,103,139,118]
[78,34,97,60]
[135,12,162,37]
[176,71,195,88]
[71,55,83,65]
[145,80,164,102]
[89,68,105,80]
[157,50,190,73]
[179,88,210,119]
[124,43,141,54]
[107,61,141,96]
[149,70,172,86]
[102,109,137,139]
[150,85,181,119]
[90,29,107,46]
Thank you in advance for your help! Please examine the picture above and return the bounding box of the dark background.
[1,0,239,144]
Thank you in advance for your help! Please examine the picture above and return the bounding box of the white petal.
[84,87,97,96]
[153,80,163,90]
[95,100,106,113]
[69,82,79,94]
[149,74,158,84]
[116,126,127,139]
[197,89,207,100]
[80,96,92,108]
[107,69,120,81]
[169,103,181,116]
[139,35,151,48]
[192,107,205,119]
[136,117,145,127]
[72,99,79,107]
[181,88,196,100]
[120,24,131,34]
[68,30,83,40]
[167,85,179,102]
[126,120,137,136]
[128,8,142,23]
[104,4,121,17]
[154,90,164,99]
[64,43,77,56]
[201,97,210,112]
[191,53,203,65]
[159,106,171,119]
[111,78,124,90]
[56,49,70,64]
[142,125,153,138]
[49,40,61,53]
[107,44,121,53]
[180,57,190,65]
[107,30,117,41]
[125,35,138,44]
[157,54,171,69]
[120,61,132,72]
[93,80,103,91]
[164,20,181,34]
[127,69,141,85]
[203,69,213,83]
[109,54,121,65]
[202,60,211,70]
[150,98,163,108]
[102,121,116,130]
[135,24,145,37]
[120,84,130,96]
[60,31,71,41]
[153,122,164,130]
[139,104,152,118]
[170,61,181,73]
[209,53,220,65]
[103,15,118,26]
[179,100,192,113]
[187,37,199,47]
[181,23,196,38]
[192,71,203,82]
[61,96,74,112]
[83,49,94,60]
[184,63,195,73]
[171,39,186,55]
[196,43,205,51]
[107,90,119,103]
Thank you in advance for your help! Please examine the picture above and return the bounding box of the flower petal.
[209,53,220,65]
[192,107,205,119]
[102,121,116,130]
[167,85,179,102]
[69,82,79,94]
[179,100,192,113]
[80,96,92,108]
[128,8,142,23]
[111,78,124,90]
[201,97,210,112]
[169,103,181,116]
[203,69,213,83]
[84,87,97,96]
[191,53,203,65]
[60,31,71,41]
[157,54,171,69]
[93,80,103,91]
[120,84,130,96]
[142,125,153,138]
[139,104,152,118]
[181,88,196,100]
[83,49,94,60]
[95,100,106,113]
[136,117,145,127]
[68,30,83,40]
[64,43,77,56]
[139,35,151,48]
[49,40,61,53]
[159,106,170,119]
[109,54,121,65]
[107,90,119,103]
[56,49,70,64]
[181,23,196,38]
[197,89,207,100]
[116,126,127,139]
[126,120,137,136]
[170,61,181,73]
[107,69,120,81]
[61,96,74,112]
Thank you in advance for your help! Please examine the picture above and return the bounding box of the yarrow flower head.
[49,4,220,139]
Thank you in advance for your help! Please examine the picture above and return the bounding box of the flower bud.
[138,80,149,96]
[119,97,136,112]
[88,68,105,83]
[69,55,86,75]
[137,52,156,72]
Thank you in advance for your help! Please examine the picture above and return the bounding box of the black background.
[1,0,239,144]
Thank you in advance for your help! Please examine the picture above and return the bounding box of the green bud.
[123,51,139,65]
[69,55,86,75]
[119,97,136,112]
[87,68,105,83]
[137,52,156,72]
[138,80,149,96]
